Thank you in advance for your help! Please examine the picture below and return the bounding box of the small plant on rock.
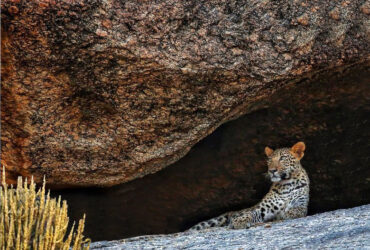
[0,167,90,250]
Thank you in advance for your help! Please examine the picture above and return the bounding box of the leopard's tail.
[187,212,231,231]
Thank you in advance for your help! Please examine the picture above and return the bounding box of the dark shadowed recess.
[53,64,370,241]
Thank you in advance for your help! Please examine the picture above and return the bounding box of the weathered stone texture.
[1,0,369,186]
[90,204,370,249]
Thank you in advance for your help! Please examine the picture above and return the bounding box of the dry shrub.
[0,167,90,250]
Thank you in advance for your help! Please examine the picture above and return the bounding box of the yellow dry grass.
[0,167,90,250]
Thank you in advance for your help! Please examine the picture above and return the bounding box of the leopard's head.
[264,142,305,182]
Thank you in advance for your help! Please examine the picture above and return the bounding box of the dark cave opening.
[53,64,370,241]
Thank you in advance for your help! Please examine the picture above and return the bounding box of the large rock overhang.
[1,0,370,186]
[55,64,370,240]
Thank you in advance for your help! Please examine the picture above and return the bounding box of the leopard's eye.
[279,156,287,161]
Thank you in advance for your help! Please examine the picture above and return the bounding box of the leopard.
[188,141,309,231]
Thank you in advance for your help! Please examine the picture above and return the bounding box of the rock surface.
[90,204,370,249]
[55,63,370,241]
[2,0,369,186]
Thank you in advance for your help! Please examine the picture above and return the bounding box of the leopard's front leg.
[228,209,263,229]
[280,206,307,220]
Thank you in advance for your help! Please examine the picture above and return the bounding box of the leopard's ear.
[290,142,306,160]
[265,146,274,157]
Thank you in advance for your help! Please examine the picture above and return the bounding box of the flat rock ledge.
[91,204,370,249]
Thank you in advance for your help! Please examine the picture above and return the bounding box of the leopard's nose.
[269,169,277,174]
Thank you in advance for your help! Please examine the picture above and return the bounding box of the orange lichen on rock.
[297,13,309,26]
[329,7,341,20]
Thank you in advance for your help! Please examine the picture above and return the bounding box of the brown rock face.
[56,65,370,241]
[1,0,370,186]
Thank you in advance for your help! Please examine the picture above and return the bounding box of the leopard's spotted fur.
[188,142,309,231]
